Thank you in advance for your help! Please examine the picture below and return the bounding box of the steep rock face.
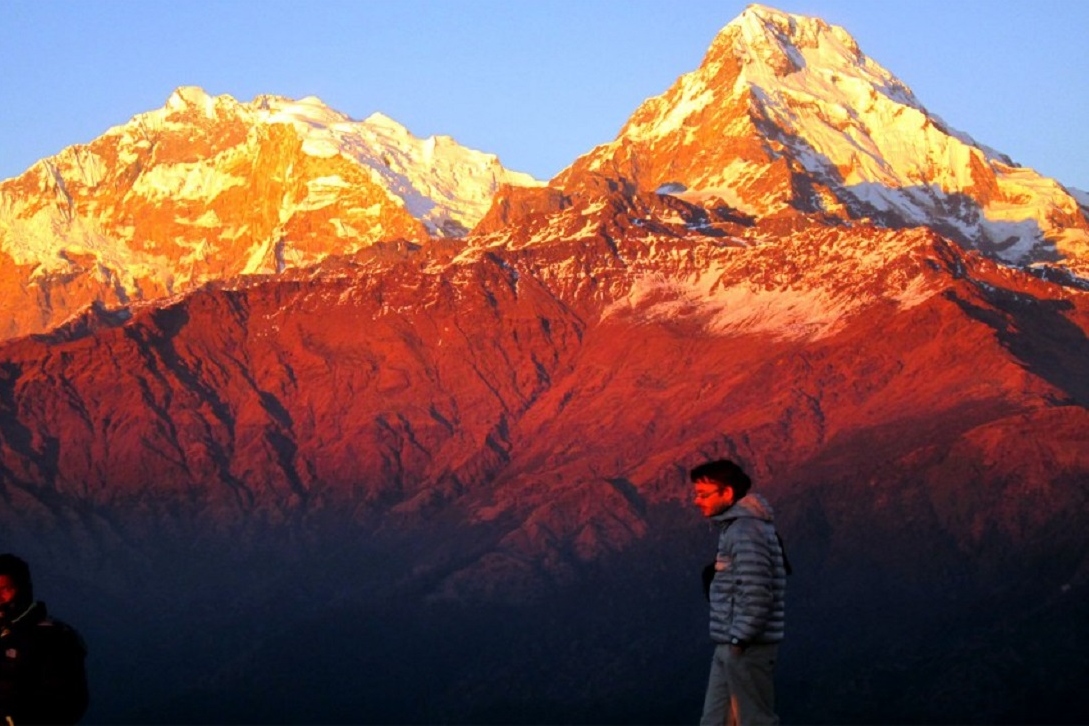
[0,88,540,339]
[547,4,1089,272]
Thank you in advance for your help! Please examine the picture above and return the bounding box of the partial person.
[0,554,88,725]
[692,459,786,726]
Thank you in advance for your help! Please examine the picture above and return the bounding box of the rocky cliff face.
[1,4,1087,724]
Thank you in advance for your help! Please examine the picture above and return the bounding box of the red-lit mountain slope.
[1,215,1086,593]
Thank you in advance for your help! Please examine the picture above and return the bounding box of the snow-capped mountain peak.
[0,87,540,339]
[165,84,219,114]
[555,5,1089,274]
[725,5,920,113]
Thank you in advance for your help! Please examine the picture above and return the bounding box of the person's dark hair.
[689,459,752,498]
[0,553,33,602]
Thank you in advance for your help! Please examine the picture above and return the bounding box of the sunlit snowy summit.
[553,4,1089,270]
[0,87,539,338]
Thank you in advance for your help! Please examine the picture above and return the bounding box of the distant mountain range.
[1,5,1086,724]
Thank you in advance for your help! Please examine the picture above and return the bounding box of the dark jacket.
[708,493,787,645]
[0,602,88,725]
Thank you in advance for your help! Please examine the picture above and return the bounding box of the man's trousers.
[699,642,779,726]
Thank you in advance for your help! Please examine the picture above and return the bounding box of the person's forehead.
[0,574,15,588]
[693,478,720,490]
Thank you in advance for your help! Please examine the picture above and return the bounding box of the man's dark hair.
[689,459,752,498]
[0,553,33,601]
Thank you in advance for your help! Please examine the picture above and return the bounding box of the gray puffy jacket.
[708,493,787,645]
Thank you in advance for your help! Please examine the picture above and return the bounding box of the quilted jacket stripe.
[708,493,787,645]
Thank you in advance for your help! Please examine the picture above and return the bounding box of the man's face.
[693,478,735,518]
[0,574,18,620]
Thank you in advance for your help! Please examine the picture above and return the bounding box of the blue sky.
[2,1,1086,189]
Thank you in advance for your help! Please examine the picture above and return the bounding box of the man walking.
[692,459,786,726]
[0,554,88,725]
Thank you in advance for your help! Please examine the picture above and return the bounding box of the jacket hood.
[712,492,775,524]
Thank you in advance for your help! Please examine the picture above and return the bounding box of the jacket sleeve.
[725,519,776,644]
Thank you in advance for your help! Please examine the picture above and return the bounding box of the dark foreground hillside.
[27,497,1089,724]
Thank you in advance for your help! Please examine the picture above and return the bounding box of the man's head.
[0,553,33,621]
[690,459,752,518]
